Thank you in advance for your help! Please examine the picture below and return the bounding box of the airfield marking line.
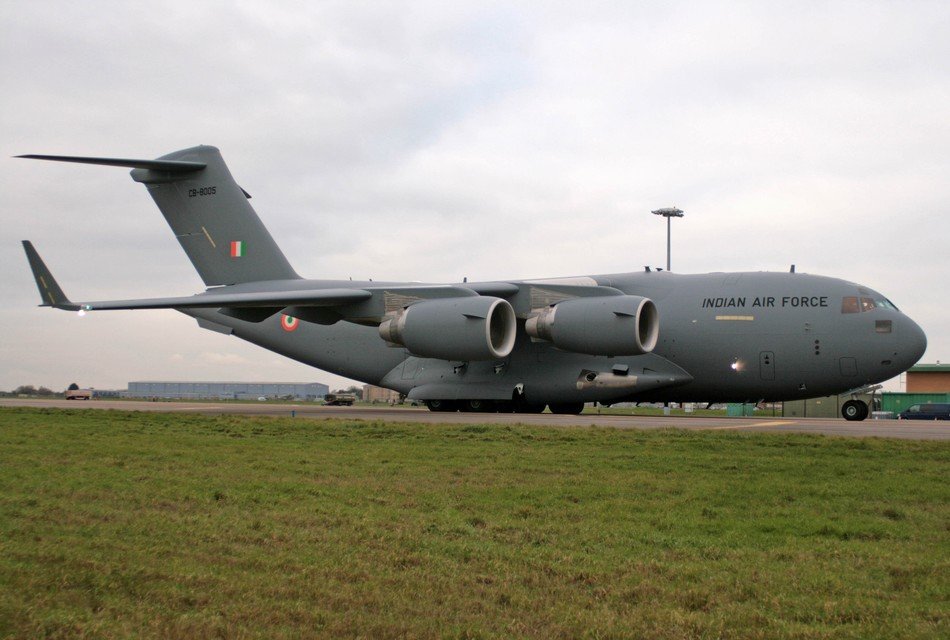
[709,420,792,430]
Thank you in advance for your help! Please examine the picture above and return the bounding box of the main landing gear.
[424,400,583,415]
[549,402,585,415]
[841,399,869,421]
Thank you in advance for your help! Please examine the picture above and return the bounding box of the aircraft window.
[875,320,892,333]
[860,297,876,312]
[878,298,898,311]
[841,297,860,314]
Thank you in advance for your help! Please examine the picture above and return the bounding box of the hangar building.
[905,363,950,393]
[363,384,402,404]
[125,381,328,401]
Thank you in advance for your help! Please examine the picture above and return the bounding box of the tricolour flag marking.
[230,240,244,258]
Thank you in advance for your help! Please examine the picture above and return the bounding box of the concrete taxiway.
[2,399,947,440]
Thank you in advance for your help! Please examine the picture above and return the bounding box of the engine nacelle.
[379,296,516,361]
[525,295,659,356]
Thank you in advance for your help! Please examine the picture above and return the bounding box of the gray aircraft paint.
[20,146,927,416]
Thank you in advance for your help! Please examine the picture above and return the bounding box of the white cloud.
[199,352,250,366]
[1,0,947,392]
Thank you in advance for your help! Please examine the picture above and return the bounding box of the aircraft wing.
[23,241,497,325]
[23,239,631,327]
[22,240,370,315]
[72,289,372,311]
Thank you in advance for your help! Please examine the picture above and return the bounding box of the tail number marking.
[188,186,217,197]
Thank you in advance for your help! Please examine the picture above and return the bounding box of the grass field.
[0,408,946,639]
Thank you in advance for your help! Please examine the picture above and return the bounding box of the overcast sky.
[1,0,947,394]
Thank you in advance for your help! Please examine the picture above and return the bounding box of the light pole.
[652,207,684,271]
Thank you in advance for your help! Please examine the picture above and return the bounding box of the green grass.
[0,408,946,639]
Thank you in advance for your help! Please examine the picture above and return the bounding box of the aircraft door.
[759,351,775,381]
[839,357,858,377]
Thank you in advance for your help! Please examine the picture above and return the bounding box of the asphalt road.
[2,398,948,440]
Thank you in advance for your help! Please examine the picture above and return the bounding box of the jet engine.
[525,295,659,356]
[379,296,516,361]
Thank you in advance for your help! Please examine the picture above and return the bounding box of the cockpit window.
[843,295,899,314]
[880,298,899,311]
[841,297,860,314]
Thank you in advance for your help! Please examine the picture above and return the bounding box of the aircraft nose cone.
[892,314,928,372]
[904,316,928,365]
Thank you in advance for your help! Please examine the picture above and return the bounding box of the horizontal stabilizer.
[16,154,206,173]
[21,241,79,310]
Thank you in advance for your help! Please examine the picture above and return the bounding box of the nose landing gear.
[841,399,869,421]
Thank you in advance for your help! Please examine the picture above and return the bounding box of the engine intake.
[525,295,659,356]
[379,296,516,361]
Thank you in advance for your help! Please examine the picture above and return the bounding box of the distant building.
[363,384,401,404]
[906,364,950,393]
[91,389,122,398]
[125,381,328,400]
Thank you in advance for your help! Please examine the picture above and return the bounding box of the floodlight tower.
[652,206,684,271]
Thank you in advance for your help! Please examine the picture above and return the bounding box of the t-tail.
[18,146,299,286]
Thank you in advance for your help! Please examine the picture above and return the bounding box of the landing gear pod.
[525,295,659,356]
[379,297,516,361]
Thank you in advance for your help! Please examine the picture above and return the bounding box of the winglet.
[21,241,79,310]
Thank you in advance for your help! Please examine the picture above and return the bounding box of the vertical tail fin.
[130,146,299,286]
[18,146,300,286]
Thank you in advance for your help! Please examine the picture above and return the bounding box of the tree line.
[1,383,81,397]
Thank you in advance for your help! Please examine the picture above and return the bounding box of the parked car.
[898,403,950,420]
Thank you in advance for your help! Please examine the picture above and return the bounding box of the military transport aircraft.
[19,146,927,420]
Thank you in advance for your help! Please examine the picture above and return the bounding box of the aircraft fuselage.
[185,269,926,405]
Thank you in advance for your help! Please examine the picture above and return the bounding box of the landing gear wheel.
[426,399,459,412]
[842,400,868,421]
[549,402,585,415]
[463,399,494,412]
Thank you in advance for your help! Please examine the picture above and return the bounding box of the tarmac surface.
[2,398,948,440]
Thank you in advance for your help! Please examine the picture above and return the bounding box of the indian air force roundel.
[281,315,299,332]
